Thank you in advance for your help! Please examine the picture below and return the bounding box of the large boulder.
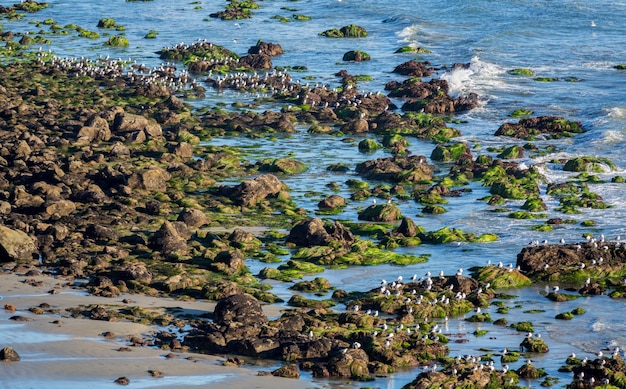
[0,347,20,361]
[218,174,286,207]
[150,221,189,256]
[127,167,171,191]
[0,225,37,263]
[287,218,354,247]
[213,293,268,326]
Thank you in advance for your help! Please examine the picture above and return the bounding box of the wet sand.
[0,272,315,389]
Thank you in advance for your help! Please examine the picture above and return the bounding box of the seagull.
[591,21,596,27]
[552,286,560,293]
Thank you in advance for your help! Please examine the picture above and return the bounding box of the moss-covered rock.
[472,266,531,289]
[563,156,616,173]
[343,50,371,62]
[358,203,403,222]
[105,35,129,47]
[358,138,382,151]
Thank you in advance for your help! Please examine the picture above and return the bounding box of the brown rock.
[0,225,37,263]
[214,293,267,326]
[45,200,77,218]
[177,208,209,228]
[114,376,130,386]
[318,195,346,210]
[150,221,189,256]
[127,167,171,191]
[272,364,300,379]
[0,347,20,361]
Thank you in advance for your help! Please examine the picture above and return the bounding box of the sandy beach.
[0,270,317,389]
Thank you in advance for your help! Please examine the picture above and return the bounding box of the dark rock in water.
[248,41,284,57]
[0,225,37,263]
[395,217,418,237]
[0,346,20,361]
[114,376,129,386]
[495,116,583,139]
[214,293,268,326]
[271,364,300,378]
[237,54,272,70]
[355,155,434,183]
[392,60,433,77]
[358,203,403,222]
[317,195,346,210]
[516,241,626,279]
[287,218,354,247]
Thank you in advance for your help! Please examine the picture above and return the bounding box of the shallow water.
[3,0,626,387]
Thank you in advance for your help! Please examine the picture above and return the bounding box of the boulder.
[127,167,171,191]
[219,174,285,207]
[210,250,247,275]
[214,293,268,326]
[317,195,346,210]
[287,218,354,247]
[0,225,37,262]
[177,208,209,228]
[44,200,76,218]
[0,347,20,361]
[150,221,189,256]
[272,364,300,378]
[248,41,284,57]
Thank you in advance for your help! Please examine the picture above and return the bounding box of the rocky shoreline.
[2,1,626,388]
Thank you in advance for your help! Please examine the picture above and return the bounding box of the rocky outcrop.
[217,174,286,207]
[356,155,434,183]
[0,347,20,361]
[150,221,190,256]
[0,225,37,263]
[495,116,583,139]
[287,218,354,247]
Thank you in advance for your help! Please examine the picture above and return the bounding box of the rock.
[0,347,20,361]
[392,60,433,77]
[85,224,118,242]
[210,250,247,275]
[248,41,284,57]
[177,208,209,227]
[287,218,354,247]
[44,200,76,218]
[272,364,300,378]
[495,116,583,139]
[318,195,346,210]
[358,203,403,222]
[237,54,272,70]
[327,348,371,380]
[113,112,163,140]
[127,167,171,191]
[218,174,285,207]
[114,376,130,386]
[214,293,268,326]
[396,217,418,237]
[118,261,152,284]
[341,118,369,133]
[89,305,110,321]
[170,142,194,159]
[355,155,434,183]
[0,225,37,262]
[150,221,189,256]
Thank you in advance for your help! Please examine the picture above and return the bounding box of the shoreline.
[0,270,316,389]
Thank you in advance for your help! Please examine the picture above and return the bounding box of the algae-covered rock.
[358,203,403,222]
[358,138,381,151]
[418,226,498,244]
[289,277,332,293]
[105,35,129,47]
[473,266,531,289]
[563,156,616,173]
[343,50,371,62]
[497,145,524,159]
[430,142,471,163]
[258,158,308,174]
[520,337,549,353]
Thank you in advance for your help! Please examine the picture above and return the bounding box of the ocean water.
[3,0,626,387]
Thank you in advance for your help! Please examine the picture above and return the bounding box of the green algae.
[473,267,531,289]
[258,158,308,174]
[358,203,403,222]
[289,277,332,293]
[509,68,534,76]
[358,138,382,151]
[511,321,534,332]
[343,50,371,62]
[563,156,616,173]
[430,142,469,162]
[418,226,498,244]
[105,35,129,47]
[555,312,574,320]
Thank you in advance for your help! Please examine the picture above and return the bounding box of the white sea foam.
[396,24,420,43]
[440,56,506,98]
[592,320,608,332]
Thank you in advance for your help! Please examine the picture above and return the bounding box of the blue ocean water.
[3,0,626,387]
